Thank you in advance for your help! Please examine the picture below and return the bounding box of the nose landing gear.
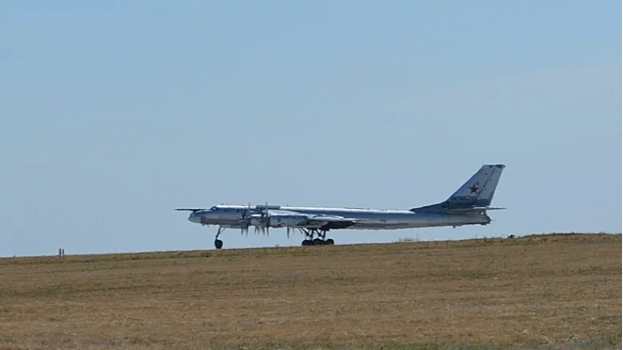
[214,226,225,249]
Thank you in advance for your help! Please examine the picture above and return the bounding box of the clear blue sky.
[1,1,620,257]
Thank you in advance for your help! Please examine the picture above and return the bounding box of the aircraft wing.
[266,210,359,229]
[301,214,359,229]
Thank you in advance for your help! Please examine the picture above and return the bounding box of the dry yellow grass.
[0,233,620,350]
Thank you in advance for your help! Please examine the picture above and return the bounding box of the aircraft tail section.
[445,164,505,208]
[410,164,505,213]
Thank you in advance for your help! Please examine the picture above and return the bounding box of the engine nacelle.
[250,214,306,228]
[269,214,307,227]
[249,215,267,227]
[221,223,249,229]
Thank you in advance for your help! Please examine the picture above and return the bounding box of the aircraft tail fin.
[445,164,505,208]
[409,164,505,213]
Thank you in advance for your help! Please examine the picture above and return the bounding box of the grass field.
[0,233,620,350]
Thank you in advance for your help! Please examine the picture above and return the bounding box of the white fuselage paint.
[188,204,490,230]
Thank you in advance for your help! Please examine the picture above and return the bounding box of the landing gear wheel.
[302,240,312,246]
[213,226,226,250]
[313,238,323,245]
[325,238,334,245]
[214,239,223,250]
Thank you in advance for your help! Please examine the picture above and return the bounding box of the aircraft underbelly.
[283,208,487,230]
[351,217,455,230]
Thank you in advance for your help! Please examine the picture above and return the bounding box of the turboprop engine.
[269,214,307,228]
[249,213,307,228]
[220,223,249,230]
[249,214,266,228]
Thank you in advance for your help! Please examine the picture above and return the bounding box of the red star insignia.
[469,185,479,194]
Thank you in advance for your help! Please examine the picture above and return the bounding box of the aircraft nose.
[188,213,200,224]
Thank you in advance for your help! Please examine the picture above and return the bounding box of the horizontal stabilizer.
[175,208,205,212]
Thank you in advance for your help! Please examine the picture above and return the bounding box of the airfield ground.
[0,233,620,350]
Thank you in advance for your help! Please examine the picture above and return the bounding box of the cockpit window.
[210,206,217,211]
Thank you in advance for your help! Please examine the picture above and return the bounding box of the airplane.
[176,164,505,249]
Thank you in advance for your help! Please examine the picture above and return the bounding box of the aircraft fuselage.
[188,204,490,230]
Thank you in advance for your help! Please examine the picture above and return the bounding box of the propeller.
[252,202,271,235]
[263,201,270,236]
[284,203,293,238]
[240,203,251,236]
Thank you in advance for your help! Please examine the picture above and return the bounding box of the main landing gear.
[300,228,334,246]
